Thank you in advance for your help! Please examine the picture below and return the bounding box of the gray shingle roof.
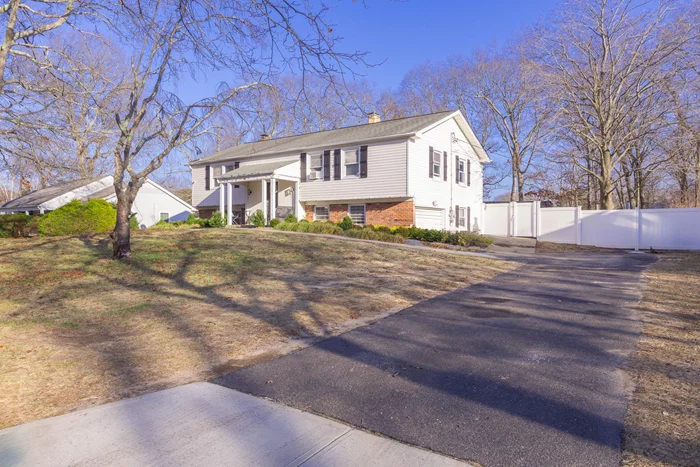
[193,111,455,165]
[217,160,296,182]
[1,177,103,209]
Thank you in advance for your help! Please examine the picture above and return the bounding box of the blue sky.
[176,0,561,102]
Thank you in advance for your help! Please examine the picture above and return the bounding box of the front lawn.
[0,228,514,428]
[623,252,700,466]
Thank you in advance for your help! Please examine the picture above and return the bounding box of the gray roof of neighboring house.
[0,177,103,210]
[217,160,296,182]
[86,185,117,200]
[192,111,455,166]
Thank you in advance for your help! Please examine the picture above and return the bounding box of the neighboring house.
[0,176,195,228]
[190,110,490,230]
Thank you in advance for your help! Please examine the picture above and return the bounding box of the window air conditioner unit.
[309,172,319,180]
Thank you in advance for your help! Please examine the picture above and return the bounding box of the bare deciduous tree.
[538,0,693,209]
[474,39,553,201]
[106,0,369,258]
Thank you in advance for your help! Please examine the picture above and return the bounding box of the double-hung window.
[432,149,441,178]
[213,166,222,187]
[314,206,329,221]
[458,207,466,227]
[309,154,323,180]
[458,159,466,184]
[344,148,360,177]
[349,205,366,225]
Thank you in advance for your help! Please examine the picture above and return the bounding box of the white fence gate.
[483,202,700,251]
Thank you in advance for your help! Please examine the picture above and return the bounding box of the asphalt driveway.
[216,252,656,467]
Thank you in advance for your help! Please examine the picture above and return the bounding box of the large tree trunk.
[111,186,135,259]
[600,148,615,209]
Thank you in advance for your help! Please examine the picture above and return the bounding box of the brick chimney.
[260,133,271,141]
[367,112,381,124]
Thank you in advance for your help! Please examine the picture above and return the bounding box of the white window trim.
[458,207,466,227]
[343,147,360,179]
[309,152,323,181]
[159,212,171,223]
[458,158,466,185]
[314,205,330,221]
[432,149,442,179]
[213,165,224,187]
[348,204,366,225]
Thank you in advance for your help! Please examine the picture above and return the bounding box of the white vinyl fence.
[483,202,700,250]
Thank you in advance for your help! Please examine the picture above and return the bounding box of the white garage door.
[415,207,445,230]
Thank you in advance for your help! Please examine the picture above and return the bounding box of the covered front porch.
[215,160,301,226]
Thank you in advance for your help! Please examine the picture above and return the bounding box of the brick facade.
[329,204,349,222]
[304,200,415,227]
[366,200,414,227]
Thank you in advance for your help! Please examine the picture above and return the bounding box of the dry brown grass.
[0,228,515,429]
[536,241,615,253]
[623,253,700,466]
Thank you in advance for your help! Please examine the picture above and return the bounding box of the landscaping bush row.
[0,214,39,238]
[272,215,492,248]
[272,218,405,243]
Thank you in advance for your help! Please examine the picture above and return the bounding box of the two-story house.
[189,110,490,231]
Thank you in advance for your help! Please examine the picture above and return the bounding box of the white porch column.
[219,183,225,215]
[261,179,268,223]
[294,180,300,219]
[269,178,277,221]
[226,182,233,226]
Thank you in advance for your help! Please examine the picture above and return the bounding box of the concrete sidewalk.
[0,382,467,467]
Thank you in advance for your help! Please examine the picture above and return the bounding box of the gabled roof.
[1,177,106,210]
[191,110,482,166]
[217,160,295,182]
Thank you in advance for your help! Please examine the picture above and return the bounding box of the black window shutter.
[455,155,460,183]
[234,161,240,169]
[205,165,210,190]
[333,149,341,180]
[455,205,460,227]
[443,151,448,181]
[428,146,434,178]
[467,206,471,231]
[300,153,307,182]
[323,150,331,181]
[360,145,368,178]
[467,160,471,186]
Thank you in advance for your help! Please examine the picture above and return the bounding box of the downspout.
[450,132,455,230]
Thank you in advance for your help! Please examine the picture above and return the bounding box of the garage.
[415,207,445,230]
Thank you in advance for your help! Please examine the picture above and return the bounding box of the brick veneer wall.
[304,200,415,227]
[366,200,414,227]
[329,204,349,222]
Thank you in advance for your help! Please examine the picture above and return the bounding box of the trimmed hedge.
[38,199,116,236]
[273,218,491,247]
[0,213,39,238]
[343,227,405,243]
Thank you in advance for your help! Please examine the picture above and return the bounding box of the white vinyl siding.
[348,205,366,224]
[300,139,407,202]
[408,117,484,232]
